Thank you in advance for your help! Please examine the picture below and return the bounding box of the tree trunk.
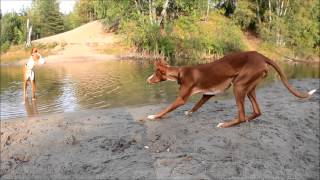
[158,0,170,25]
[26,25,32,48]
[205,0,211,22]
[25,19,32,48]
[268,0,272,22]
[276,0,279,16]
[280,0,284,16]
[283,0,289,16]
[256,0,261,24]
[148,0,156,24]
[134,0,141,14]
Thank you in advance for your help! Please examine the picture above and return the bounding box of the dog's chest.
[191,87,222,95]
[191,79,233,95]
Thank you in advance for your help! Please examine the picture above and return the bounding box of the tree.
[0,13,24,45]
[73,0,96,24]
[30,0,65,38]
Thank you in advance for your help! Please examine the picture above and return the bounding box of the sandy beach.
[0,79,319,179]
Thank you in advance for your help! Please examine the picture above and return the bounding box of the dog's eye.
[156,70,164,76]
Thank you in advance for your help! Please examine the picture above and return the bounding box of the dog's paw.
[217,122,225,128]
[184,111,192,116]
[147,115,158,120]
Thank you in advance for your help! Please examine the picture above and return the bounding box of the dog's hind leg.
[31,80,37,100]
[217,85,247,128]
[185,95,213,115]
[244,71,266,121]
[246,88,261,121]
[23,80,28,99]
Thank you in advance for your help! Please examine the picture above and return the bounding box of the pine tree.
[30,0,65,38]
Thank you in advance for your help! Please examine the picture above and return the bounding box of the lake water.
[0,59,319,120]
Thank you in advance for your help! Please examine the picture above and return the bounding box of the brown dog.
[23,47,45,100]
[146,51,316,128]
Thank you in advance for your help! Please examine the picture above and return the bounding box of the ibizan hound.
[146,51,316,128]
[23,47,45,100]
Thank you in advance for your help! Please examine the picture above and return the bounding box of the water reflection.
[24,98,39,117]
[56,76,79,112]
[0,60,319,120]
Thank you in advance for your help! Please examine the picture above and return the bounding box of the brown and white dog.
[146,51,316,128]
[23,47,45,100]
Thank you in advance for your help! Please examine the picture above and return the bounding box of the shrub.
[232,1,257,31]
[1,41,11,53]
[121,12,247,63]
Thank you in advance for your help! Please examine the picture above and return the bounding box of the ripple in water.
[0,60,318,120]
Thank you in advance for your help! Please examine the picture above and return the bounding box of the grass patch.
[257,41,294,61]
[98,41,131,55]
[121,12,247,64]
[0,42,61,64]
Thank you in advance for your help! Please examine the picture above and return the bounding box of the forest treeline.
[1,0,319,61]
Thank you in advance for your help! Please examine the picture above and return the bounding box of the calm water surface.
[0,59,319,120]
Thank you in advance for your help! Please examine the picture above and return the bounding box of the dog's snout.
[147,74,154,83]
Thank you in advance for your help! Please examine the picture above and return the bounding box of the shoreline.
[1,79,319,179]
[1,52,164,66]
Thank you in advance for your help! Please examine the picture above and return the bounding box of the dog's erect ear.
[154,57,169,67]
[154,59,168,73]
[31,47,38,55]
[159,57,168,66]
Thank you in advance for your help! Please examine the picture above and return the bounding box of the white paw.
[217,122,224,128]
[184,111,192,116]
[147,115,157,119]
[308,89,317,95]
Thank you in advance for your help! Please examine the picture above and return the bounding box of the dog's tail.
[264,58,316,98]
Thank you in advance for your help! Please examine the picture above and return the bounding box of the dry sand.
[1,79,319,179]
[17,21,121,65]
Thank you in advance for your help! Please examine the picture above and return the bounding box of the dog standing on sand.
[146,51,316,128]
[23,47,45,100]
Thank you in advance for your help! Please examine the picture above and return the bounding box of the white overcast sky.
[1,0,76,14]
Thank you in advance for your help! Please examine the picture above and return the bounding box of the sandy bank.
[1,79,319,179]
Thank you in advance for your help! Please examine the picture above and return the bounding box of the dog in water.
[23,47,45,100]
[146,51,316,128]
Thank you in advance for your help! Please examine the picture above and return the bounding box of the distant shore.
[1,79,319,179]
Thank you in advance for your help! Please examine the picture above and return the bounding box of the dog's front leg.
[148,88,191,120]
[185,94,214,115]
[147,96,186,119]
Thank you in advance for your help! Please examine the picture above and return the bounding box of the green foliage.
[1,0,318,61]
[72,0,96,24]
[232,1,257,30]
[122,12,247,62]
[30,0,65,38]
[232,0,319,58]
[1,41,11,53]
[1,0,69,52]
[63,12,82,30]
[200,13,247,54]
[72,0,136,26]
[0,13,25,46]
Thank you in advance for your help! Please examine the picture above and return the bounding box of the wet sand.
[1,79,319,179]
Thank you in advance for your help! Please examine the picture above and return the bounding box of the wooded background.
[1,0,319,61]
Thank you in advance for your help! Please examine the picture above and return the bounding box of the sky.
[0,0,76,14]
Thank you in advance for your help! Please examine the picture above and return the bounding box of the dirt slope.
[31,21,119,63]
[34,21,115,44]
